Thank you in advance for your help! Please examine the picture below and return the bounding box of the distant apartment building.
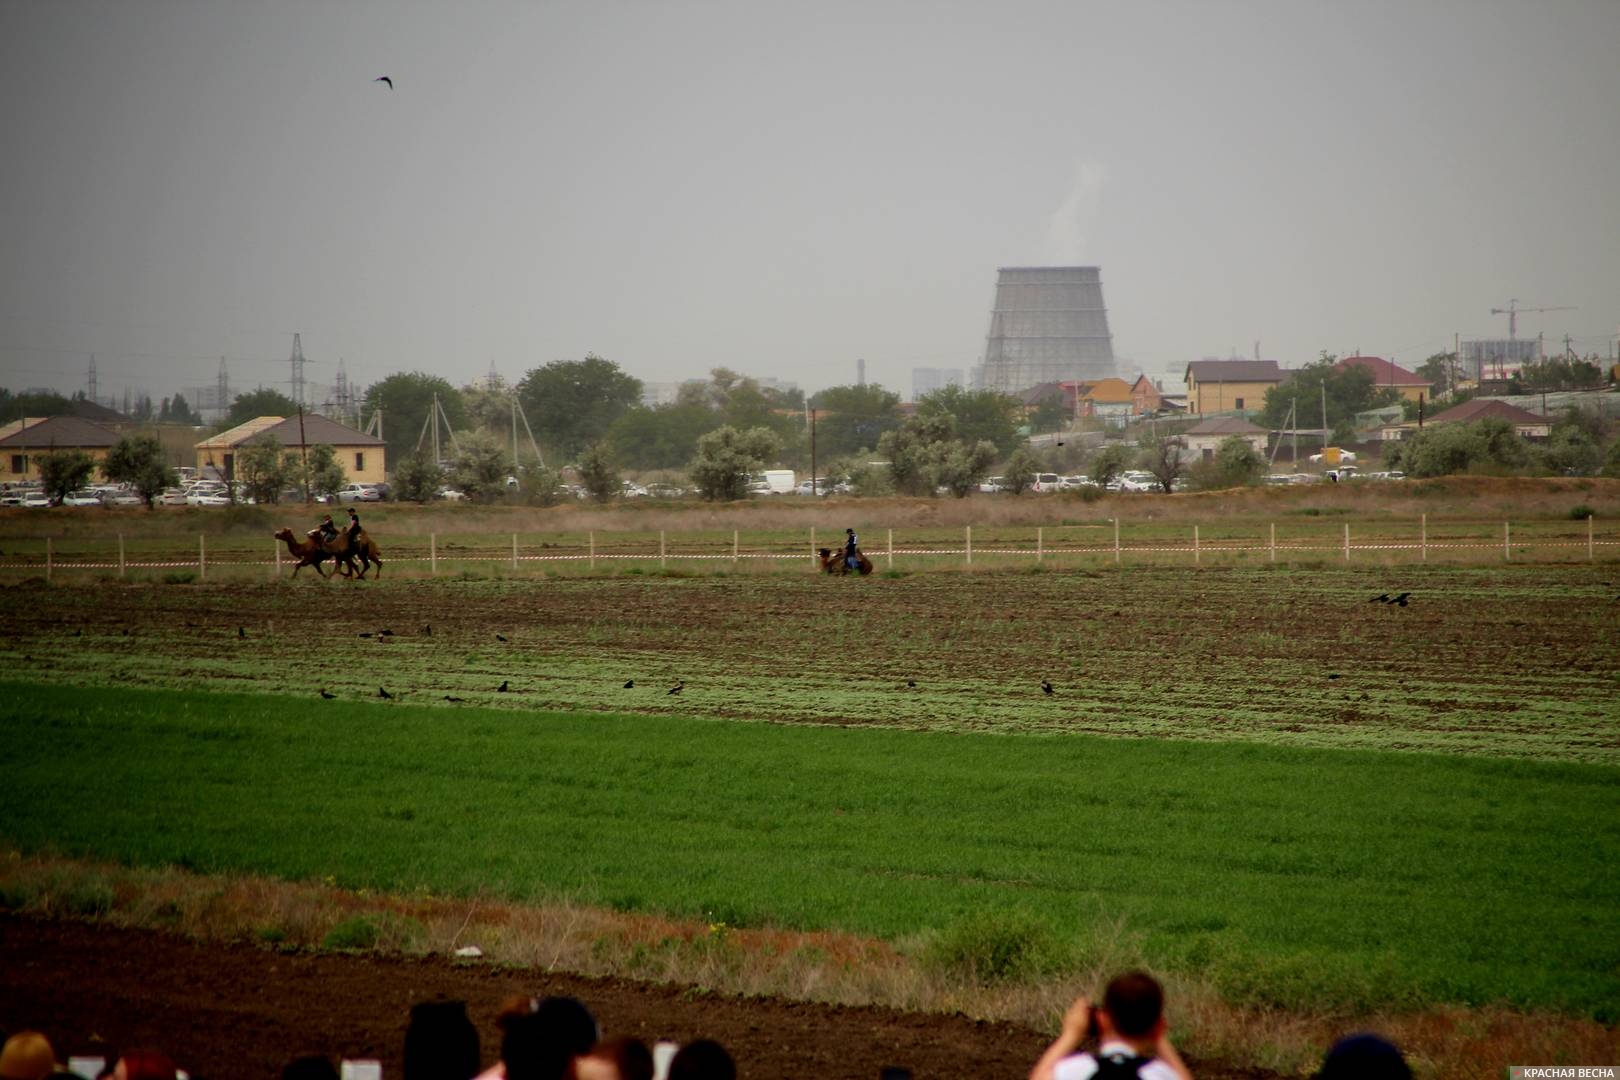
[639,382,683,407]
[1462,339,1539,383]
[911,367,964,401]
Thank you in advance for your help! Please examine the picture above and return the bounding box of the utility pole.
[297,404,311,503]
[288,333,307,408]
[87,354,98,405]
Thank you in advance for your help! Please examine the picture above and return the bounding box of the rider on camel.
[844,528,860,570]
[346,506,362,542]
[308,514,339,544]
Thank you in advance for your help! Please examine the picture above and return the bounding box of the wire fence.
[3,515,1615,580]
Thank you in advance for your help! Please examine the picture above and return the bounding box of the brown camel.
[322,527,384,579]
[273,528,343,578]
[817,546,872,576]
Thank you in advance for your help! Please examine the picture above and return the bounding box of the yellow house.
[195,415,386,485]
[0,416,123,482]
[1183,360,1287,417]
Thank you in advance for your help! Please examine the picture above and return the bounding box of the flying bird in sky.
[374,76,393,90]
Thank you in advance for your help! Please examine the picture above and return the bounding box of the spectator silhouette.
[1317,1034,1410,1079]
[281,1056,340,1080]
[1029,972,1191,1080]
[575,1039,653,1080]
[667,1040,735,1080]
[110,1051,178,1080]
[1,1031,60,1080]
[404,999,480,1080]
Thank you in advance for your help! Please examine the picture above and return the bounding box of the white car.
[187,489,230,506]
[104,490,144,507]
[337,484,381,503]
[62,490,104,507]
[435,488,467,501]
[22,493,51,508]
[160,488,189,506]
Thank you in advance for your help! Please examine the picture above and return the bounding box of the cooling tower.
[979,266,1116,393]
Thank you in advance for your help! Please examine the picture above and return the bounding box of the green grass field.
[3,681,1616,1019]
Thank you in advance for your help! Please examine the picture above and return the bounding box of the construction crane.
[1490,299,1575,339]
[1487,299,1575,380]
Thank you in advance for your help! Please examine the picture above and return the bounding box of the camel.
[319,526,384,580]
[273,528,344,578]
[817,546,872,576]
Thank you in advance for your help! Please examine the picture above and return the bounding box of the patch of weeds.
[162,571,197,585]
[920,910,1070,984]
[1291,506,1351,517]
[321,911,426,952]
[257,924,288,944]
[61,877,115,916]
[0,882,37,910]
[880,569,909,579]
[1568,504,1594,520]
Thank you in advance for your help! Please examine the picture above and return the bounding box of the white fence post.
[965,525,972,566]
[660,529,666,569]
[273,538,280,578]
[430,532,438,576]
[1344,523,1350,562]
[1194,525,1200,565]
[589,530,596,571]
[887,528,893,570]
[1036,526,1043,563]
[199,534,206,581]
[1421,513,1427,562]
[1269,522,1276,563]
[512,533,519,569]
[119,532,126,578]
[1589,515,1595,562]
[732,529,739,567]
[1114,518,1121,565]
[810,527,817,568]
[1504,521,1510,562]
[45,537,52,582]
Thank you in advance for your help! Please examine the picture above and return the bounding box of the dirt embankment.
[1,916,1282,1080]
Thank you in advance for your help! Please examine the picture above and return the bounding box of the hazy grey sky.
[3,0,1618,406]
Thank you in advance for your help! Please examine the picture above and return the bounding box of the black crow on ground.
[668,680,683,695]
[497,680,508,692]
[496,634,509,642]
[1370,594,1390,603]
[1041,680,1054,695]
[320,689,337,700]
[1392,592,1411,606]
[423,624,432,636]
[444,695,465,703]
[238,626,246,639]
[623,680,634,688]
[378,686,393,700]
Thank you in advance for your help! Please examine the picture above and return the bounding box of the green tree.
[460,376,515,437]
[0,389,72,424]
[361,372,468,470]
[159,392,202,425]
[1603,437,1620,479]
[449,429,510,501]
[689,425,781,501]
[808,384,902,460]
[1209,435,1267,488]
[932,439,998,498]
[1028,392,1068,435]
[1137,435,1186,493]
[1539,427,1601,476]
[392,449,444,503]
[35,447,96,504]
[515,457,567,507]
[1416,352,1458,401]
[1389,418,1532,478]
[916,385,1022,455]
[1258,354,1401,437]
[101,434,176,508]
[1002,446,1043,495]
[224,387,300,428]
[607,403,721,469]
[1089,444,1132,488]
[236,436,291,503]
[304,444,348,501]
[576,443,621,502]
[516,355,642,460]
[877,413,958,496]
